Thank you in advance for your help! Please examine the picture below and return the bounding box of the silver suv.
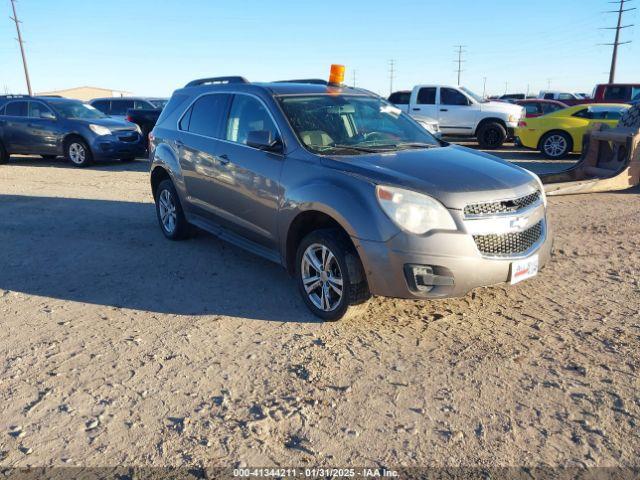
[149,76,552,321]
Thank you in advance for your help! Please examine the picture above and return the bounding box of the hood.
[77,117,137,130]
[480,100,523,115]
[322,145,539,210]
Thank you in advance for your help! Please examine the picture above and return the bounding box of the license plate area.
[510,255,539,285]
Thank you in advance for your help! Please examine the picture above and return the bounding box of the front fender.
[279,174,399,252]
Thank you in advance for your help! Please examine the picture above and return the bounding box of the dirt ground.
[0,152,639,471]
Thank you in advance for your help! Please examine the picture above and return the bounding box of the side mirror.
[41,111,56,120]
[246,130,282,153]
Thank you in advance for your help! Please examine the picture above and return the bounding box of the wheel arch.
[284,209,356,275]
[150,165,172,201]
[537,129,574,152]
[475,117,508,135]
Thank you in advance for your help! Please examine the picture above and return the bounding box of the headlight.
[525,170,548,207]
[376,185,457,235]
[89,124,112,136]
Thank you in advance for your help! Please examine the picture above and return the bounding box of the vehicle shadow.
[4,155,150,172]
[0,194,317,323]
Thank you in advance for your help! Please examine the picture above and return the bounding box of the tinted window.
[543,93,555,100]
[603,86,630,101]
[558,93,574,100]
[188,94,230,137]
[441,88,469,106]
[389,92,411,105]
[225,95,279,145]
[524,104,542,115]
[179,106,192,131]
[91,100,110,114]
[542,103,563,114]
[417,88,436,105]
[5,101,28,117]
[134,100,154,110]
[110,100,134,115]
[29,102,54,118]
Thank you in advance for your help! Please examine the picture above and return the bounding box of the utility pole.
[454,45,466,85]
[482,77,487,98]
[388,60,395,95]
[352,70,356,88]
[603,0,635,83]
[504,82,508,95]
[10,0,32,96]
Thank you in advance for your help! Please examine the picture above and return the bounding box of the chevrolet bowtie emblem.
[510,217,529,230]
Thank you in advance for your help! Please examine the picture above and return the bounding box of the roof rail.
[275,79,329,85]
[185,76,249,88]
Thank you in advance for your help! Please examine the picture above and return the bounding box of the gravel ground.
[0,154,638,471]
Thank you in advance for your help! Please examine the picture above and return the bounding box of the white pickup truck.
[389,85,524,148]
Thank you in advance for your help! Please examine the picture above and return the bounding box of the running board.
[188,213,282,265]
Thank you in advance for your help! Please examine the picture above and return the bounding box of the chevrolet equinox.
[149,76,552,321]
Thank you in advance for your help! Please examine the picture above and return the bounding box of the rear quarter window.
[156,94,190,127]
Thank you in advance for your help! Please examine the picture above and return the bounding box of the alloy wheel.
[301,243,344,312]
[543,135,568,158]
[158,189,177,234]
[68,142,87,165]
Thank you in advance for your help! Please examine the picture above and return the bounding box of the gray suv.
[149,77,552,321]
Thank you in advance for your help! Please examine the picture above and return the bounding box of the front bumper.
[353,218,553,300]
[90,132,146,160]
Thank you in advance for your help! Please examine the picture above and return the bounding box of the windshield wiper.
[313,144,383,154]
[378,142,439,150]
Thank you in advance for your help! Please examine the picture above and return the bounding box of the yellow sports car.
[515,103,629,159]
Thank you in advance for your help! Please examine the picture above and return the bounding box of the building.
[35,86,133,102]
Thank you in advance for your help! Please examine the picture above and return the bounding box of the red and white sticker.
[510,255,539,285]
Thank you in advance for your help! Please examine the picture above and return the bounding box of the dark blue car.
[0,95,145,167]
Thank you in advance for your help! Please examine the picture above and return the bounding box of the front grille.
[118,133,139,143]
[473,221,543,257]
[464,191,541,216]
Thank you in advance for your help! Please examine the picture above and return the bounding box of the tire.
[477,121,507,149]
[41,155,58,160]
[295,228,371,321]
[155,179,190,240]
[64,138,93,167]
[540,131,572,159]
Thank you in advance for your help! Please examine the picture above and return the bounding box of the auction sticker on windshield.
[510,255,539,285]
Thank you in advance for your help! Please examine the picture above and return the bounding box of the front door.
[25,101,62,155]
[438,88,475,135]
[209,94,284,250]
[411,87,437,120]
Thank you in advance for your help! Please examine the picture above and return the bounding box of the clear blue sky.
[1,0,638,98]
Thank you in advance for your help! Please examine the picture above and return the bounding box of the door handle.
[218,154,230,165]
[412,108,421,111]
[440,109,448,112]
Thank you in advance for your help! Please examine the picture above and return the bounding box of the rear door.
[438,87,475,134]
[0,100,30,153]
[209,93,284,250]
[410,87,437,120]
[176,93,231,217]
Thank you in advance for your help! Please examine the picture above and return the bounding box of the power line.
[9,0,32,96]
[602,0,635,83]
[388,59,395,95]
[454,45,466,85]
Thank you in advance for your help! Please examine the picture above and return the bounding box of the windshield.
[49,101,107,120]
[459,87,486,103]
[278,95,440,154]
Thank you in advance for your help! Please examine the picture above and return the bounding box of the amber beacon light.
[328,64,346,86]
